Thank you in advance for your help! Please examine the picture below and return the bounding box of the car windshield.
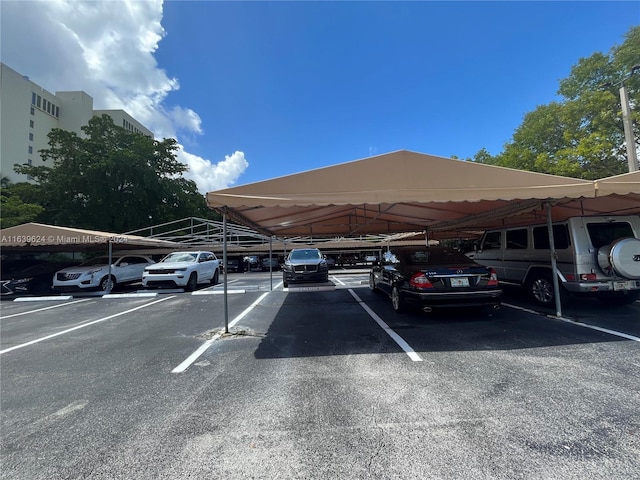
[162,253,198,263]
[80,257,112,266]
[289,250,321,261]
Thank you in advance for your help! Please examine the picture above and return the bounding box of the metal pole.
[545,202,562,318]
[106,240,113,294]
[223,213,229,333]
[269,236,273,291]
[619,84,639,172]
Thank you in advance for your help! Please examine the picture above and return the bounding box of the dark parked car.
[1,261,80,296]
[282,248,329,287]
[243,255,260,272]
[225,259,240,273]
[261,256,280,271]
[369,246,502,313]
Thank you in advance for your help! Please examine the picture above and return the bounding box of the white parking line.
[503,303,640,342]
[191,289,247,295]
[0,299,93,319]
[0,296,176,355]
[172,291,270,373]
[348,289,423,362]
[566,321,640,342]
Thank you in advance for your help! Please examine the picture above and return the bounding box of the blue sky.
[2,1,638,192]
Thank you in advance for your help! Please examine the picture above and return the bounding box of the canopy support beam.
[545,202,563,318]
[223,212,229,333]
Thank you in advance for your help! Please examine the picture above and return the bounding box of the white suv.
[472,216,640,306]
[142,251,220,291]
[53,255,155,292]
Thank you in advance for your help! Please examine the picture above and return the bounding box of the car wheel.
[528,272,555,307]
[99,275,116,292]
[283,279,288,288]
[211,269,219,285]
[186,273,198,291]
[391,285,405,313]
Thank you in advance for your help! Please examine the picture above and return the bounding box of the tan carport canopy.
[206,150,639,239]
[0,222,181,253]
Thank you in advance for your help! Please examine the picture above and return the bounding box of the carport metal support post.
[545,202,562,317]
[107,240,113,294]
[223,212,229,333]
[270,237,276,290]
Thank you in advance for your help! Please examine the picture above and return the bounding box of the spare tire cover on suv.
[597,237,640,279]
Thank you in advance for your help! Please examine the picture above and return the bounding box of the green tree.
[14,115,215,232]
[0,177,45,228]
[473,26,640,179]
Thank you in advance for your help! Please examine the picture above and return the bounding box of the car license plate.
[613,280,634,291]
[451,277,469,287]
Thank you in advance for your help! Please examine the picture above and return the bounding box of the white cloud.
[0,0,247,193]
[179,150,249,192]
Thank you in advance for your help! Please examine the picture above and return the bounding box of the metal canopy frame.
[123,216,431,253]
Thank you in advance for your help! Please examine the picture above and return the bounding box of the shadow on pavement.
[253,288,631,360]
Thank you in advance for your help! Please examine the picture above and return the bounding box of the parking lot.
[1,270,639,479]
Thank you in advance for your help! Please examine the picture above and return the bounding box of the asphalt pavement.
[1,271,639,479]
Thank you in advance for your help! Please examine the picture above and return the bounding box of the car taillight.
[487,268,499,286]
[410,272,434,288]
[580,273,597,281]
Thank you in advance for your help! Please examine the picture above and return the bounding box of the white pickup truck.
[142,251,220,291]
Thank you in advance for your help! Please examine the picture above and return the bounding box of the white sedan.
[142,251,220,291]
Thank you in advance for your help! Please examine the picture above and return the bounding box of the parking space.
[1,271,639,479]
[2,270,639,350]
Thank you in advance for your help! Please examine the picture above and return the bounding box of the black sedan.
[1,261,80,297]
[369,246,502,313]
[282,248,329,288]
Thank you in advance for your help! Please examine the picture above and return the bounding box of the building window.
[32,92,37,105]
[30,107,35,115]
[28,133,34,141]
[30,120,34,128]
[28,146,33,154]
[55,106,59,117]
[37,95,41,108]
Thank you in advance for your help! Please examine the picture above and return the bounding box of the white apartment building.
[0,63,153,183]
